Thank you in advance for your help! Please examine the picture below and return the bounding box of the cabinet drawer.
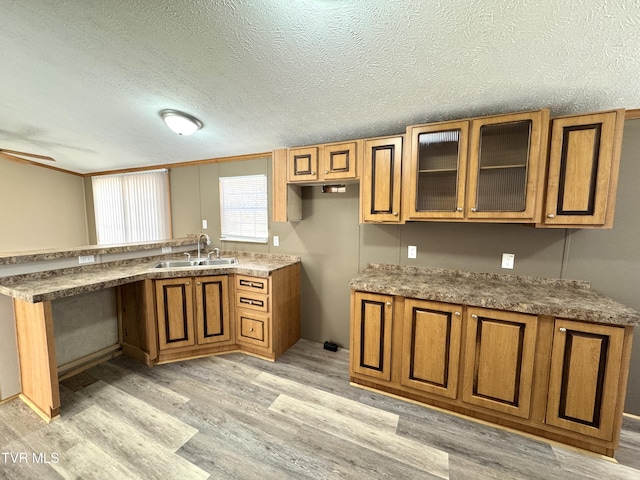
[237,310,270,348]
[236,292,269,313]
[236,275,269,294]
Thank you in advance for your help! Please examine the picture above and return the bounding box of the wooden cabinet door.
[194,275,231,345]
[322,142,358,180]
[543,110,624,228]
[361,136,403,223]
[350,292,394,381]
[546,320,625,440]
[404,121,469,220]
[466,110,548,221]
[400,299,462,398]
[288,147,319,182]
[462,307,538,418]
[155,278,195,350]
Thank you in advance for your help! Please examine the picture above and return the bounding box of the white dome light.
[160,110,203,135]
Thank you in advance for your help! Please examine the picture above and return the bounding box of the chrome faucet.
[208,248,221,260]
[197,233,211,259]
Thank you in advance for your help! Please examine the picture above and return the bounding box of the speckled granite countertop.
[349,264,640,326]
[0,238,198,265]
[0,252,300,303]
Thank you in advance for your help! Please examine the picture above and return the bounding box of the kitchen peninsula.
[349,264,640,456]
[0,239,300,422]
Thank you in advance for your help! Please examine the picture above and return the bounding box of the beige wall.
[0,160,89,251]
[170,157,272,253]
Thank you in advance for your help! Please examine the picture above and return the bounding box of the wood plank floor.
[2,339,640,479]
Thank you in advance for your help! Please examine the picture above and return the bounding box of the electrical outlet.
[273,235,280,247]
[161,246,172,254]
[78,255,95,264]
[202,219,208,229]
[501,253,515,269]
[408,245,417,259]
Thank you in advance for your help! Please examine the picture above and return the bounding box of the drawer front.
[236,275,269,294]
[237,310,270,349]
[236,292,269,313]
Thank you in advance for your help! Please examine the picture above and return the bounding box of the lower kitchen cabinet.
[349,290,634,457]
[121,263,301,365]
[155,275,231,352]
[235,273,271,351]
[545,319,626,441]
[350,291,394,381]
[400,299,462,399]
[462,307,537,419]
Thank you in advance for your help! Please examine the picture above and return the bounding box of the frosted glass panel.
[416,130,460,212]
[476,121,531,212]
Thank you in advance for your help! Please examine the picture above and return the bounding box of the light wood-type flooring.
[1,339,640,479]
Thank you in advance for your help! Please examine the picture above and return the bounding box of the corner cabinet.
[155,275,232,355]
[541,109,625,228]
[349,289,635,457]
[360,135,404,223]
[122,264,301,365]
[404,110,550,222]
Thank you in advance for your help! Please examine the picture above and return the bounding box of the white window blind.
[219,174,268,243]
[92,169,171,245]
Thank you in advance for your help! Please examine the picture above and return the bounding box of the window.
[219,174,268,243]
[92,169,171,244]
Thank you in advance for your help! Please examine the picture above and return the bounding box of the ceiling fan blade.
[0,149,56,162]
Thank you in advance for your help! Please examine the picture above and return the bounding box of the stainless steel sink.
[154,260,198,268]
[153,258,238,268]
[197,258,238,266]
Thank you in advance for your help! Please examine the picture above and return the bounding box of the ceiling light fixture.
[160,109,203,135]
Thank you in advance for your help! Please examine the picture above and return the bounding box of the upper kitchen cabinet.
[404,120,470,220]
[466,110,549,221]
[288,140,361,184]
[540,109,624,228]
[322,141,359,180]
[404,110,549,222]
[361,135,404,223]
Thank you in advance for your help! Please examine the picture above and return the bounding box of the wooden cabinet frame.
[541,109,624,228]
[462,307,538,418]
[361,136,403,223]
[400,299,462,398]
[546,319,625,440]
[465,110,549,221]
[350,291,394,381]
[404,121,469,220]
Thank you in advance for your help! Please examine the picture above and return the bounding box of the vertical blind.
[92,169,171,244]
[219,174,268,243]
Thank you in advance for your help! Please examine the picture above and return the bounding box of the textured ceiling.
[1,0,639,174]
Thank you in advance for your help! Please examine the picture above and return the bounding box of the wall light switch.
[162,246,172,254]
[408,245,417,259]
[273,235,280,247]
[202,219,208,229]
[502,253,515,269]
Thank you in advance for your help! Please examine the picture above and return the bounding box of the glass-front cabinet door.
[405,121,469,220]
[466,110,549,221]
